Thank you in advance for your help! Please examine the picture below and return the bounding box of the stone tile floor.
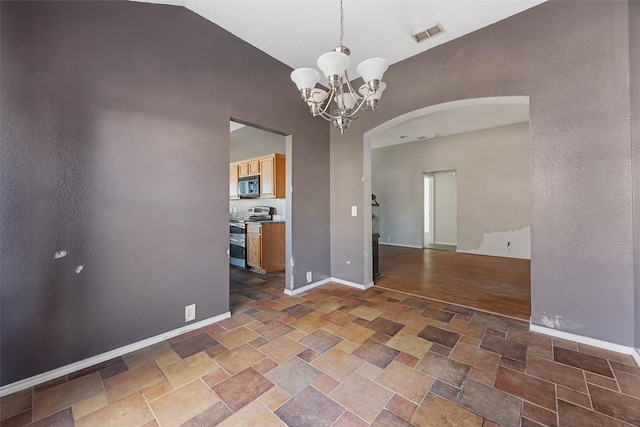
[2,268,640,426]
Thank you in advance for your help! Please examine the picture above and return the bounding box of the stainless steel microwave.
[238,175,260,198]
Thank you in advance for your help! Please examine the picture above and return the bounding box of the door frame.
[423,173,434,247]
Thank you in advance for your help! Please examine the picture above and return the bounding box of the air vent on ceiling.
[412,24,445,43]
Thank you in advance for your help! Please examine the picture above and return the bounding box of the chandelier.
[290,0,389,134]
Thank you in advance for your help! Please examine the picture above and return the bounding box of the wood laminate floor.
[375,245,531,321]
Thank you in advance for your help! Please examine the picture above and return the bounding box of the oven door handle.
[230,237,245,244]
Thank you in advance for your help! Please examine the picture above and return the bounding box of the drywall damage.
[460,226,530,259]
[532,313,583,331]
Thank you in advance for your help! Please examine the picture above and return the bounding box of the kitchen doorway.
[424,170,457,251]
[229,119,288,293]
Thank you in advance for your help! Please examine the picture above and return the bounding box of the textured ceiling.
[370,101,530,149]
[139,0,545,76]
[137,1,540,144]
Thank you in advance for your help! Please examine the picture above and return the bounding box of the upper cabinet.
[239,160,260,178]
[230,164,239,199]
[260,154,285,198]
[230,153,285,199]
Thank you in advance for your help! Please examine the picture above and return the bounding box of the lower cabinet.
[246,223,285,274]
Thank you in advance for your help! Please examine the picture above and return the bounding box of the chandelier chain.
[339,0,344,48]
[290,0,388,134]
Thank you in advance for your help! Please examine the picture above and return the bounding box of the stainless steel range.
[229,206,275,268]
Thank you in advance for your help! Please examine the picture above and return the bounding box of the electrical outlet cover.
[306,271,312,283]
[185,304,196,322]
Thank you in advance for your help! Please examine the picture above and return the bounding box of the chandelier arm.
[343,71,364,101]
[316,109,341,121]
[344,94,373,118]
[336,77,348,117]
[317,87,337,116]
[349,103,372,120]
[317,106,338,120]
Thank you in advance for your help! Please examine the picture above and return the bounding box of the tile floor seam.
[326,407,349,427]
[142,387,161,427]
[9,273,640,427]
[369,392,396,426]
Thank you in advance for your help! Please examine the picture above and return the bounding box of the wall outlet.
[351,206,357,216]
[306,271,312,283]
[185,304,196,322]
[387,236,391,242]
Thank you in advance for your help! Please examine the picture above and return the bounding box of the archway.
[364,97,531,320]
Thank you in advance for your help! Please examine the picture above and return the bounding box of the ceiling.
[139,0,544,74]
[138,0,541,145]
[369,100,530,149]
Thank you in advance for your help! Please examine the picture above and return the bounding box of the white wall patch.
[461,226,530,259]
[531,313,583,331]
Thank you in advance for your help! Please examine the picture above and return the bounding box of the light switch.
[351,206,357,216]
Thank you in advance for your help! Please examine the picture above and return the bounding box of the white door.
[423,174,434,246]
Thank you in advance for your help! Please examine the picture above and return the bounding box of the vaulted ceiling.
[139,1,541,144]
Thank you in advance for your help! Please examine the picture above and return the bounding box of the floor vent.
[412,24,445,43]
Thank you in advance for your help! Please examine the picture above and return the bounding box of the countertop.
[229,219,285,224]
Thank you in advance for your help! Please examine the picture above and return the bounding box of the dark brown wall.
[0,1,329,385]
[331,1,635,346]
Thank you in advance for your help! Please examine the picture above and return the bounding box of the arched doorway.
[364,97,531,320]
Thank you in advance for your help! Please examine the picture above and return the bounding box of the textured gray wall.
[230,125,286,163]
[631,0,640,352]
[331,1,634,345]
[372,123,530,257]
[0,1,329,385]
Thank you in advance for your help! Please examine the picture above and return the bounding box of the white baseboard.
[456,250,531,260]
[0,311,231,397]
[379,242,423,249]
[284,278,332,296]
[330,277,373,290]
[530,324,635,355]
[285,277,373,294]
[633,348,640,367]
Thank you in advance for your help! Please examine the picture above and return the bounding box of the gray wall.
[372,123,530,258]
[0,1,330,385]
[331,1,635,346]
[230,125,286,163]
[432,171,458,246]
[631,0,640,353]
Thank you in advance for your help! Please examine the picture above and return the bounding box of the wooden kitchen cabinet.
[238,160,260,178]
[246,227,261,269]
[229,165,239,199]
[246,222,285,274]
[230,153,286,199]
[260,154,285,198]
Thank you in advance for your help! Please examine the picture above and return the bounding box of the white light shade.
[308,88,328,104]
[336,93,357,110]
[317,51,350,78]
[290,68,321,91]
[359,81,386,100]
[356,58,389,83]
